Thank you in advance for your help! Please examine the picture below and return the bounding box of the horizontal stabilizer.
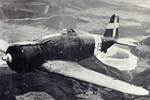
[116,38,139,47]
[42,61,149,96]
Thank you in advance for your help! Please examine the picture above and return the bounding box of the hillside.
[1,0,150,36]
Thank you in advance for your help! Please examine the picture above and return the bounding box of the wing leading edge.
[41,60,149,96]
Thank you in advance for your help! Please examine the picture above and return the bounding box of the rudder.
[101,14,119,53]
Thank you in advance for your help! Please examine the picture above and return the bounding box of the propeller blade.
[0,39,9,53]
[0,59,7,67]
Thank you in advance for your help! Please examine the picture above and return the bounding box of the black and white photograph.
[0,0,150,100]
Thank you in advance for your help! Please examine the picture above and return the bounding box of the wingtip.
[139,88,149,96]
[128,86,149,96]
[145,90,149,95]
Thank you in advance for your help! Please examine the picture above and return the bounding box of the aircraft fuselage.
[6,33,100,73]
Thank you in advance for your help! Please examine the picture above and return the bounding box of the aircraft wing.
[41,60,149,96]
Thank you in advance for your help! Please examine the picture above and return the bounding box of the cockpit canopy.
[61,29,77,36]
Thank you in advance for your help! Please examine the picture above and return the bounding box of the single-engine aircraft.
[0,14,149,96]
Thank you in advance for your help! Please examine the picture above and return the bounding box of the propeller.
[0,39,10,66]
[0,39,9,53]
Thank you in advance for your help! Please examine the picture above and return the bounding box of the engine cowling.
[6,44,44,73]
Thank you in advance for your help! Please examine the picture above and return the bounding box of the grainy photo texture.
[0,0,149,100]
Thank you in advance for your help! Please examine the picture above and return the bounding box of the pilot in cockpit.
[61,29,77,36]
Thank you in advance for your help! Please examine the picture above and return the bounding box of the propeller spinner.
[2,53,12,63]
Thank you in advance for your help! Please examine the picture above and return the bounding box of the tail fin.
[101,14,119,53]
